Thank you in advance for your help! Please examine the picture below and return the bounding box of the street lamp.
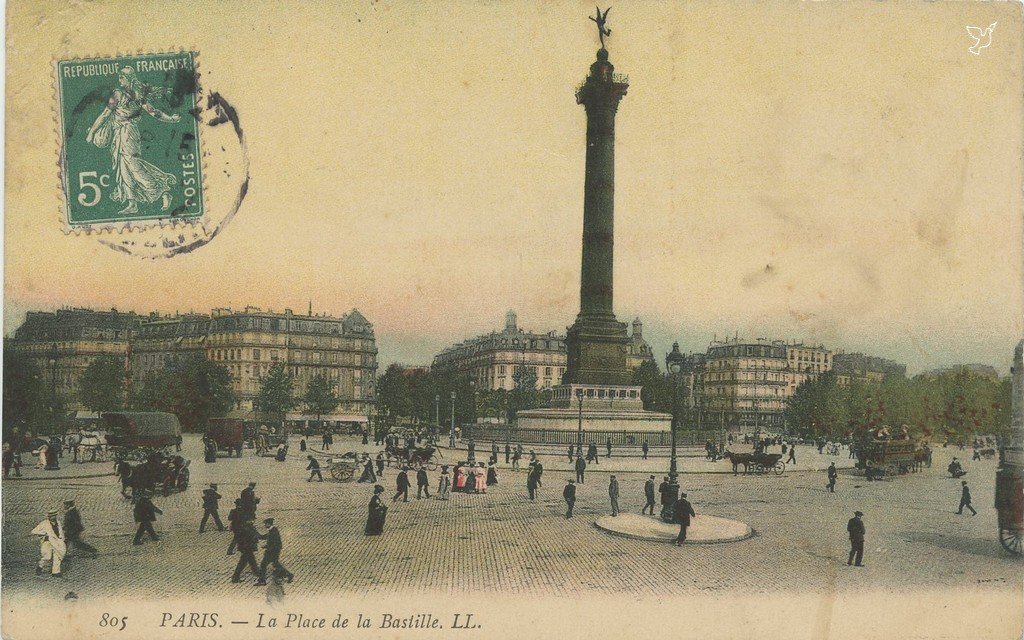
[665,361,684,521]
[48,344,59,427]
[435,394,440,436]
[449,391,457,449]
[575,387,584,459]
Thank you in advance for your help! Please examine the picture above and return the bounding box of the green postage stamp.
[56,51,204,228]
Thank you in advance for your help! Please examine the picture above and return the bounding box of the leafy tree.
[78,355,127,413]
[376,363,411,424]
[302,373,340,425]
[256,362,296,429]
[2,347,49,436]
[130,355,235,432]
[631,360,672,413]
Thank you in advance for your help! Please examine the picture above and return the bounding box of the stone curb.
[3,471,116,482]
[593,519,756,545]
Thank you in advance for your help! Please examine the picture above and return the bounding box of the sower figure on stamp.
[85,67,180,215]
[32,509,66,577]
[847,510,865,567]
[643,475,657,515]
[256,518,293,586]
[132,490,162,545]
[63,499,97,555]
[200,483,225,533]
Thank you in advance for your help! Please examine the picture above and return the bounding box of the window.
[499,365,506,375]
[253,349,261,361]
[270,350,279,361]
[545,367,552,376]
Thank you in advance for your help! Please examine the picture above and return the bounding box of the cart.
[329,458,359,481]
[385,444,441,470]
[722,451,785,475]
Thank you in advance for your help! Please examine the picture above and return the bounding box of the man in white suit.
[31,509,67,577]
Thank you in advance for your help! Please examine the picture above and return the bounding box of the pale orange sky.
[5,1,1023,373]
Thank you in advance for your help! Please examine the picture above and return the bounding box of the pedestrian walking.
[957,481,977,515]
[227,499,243,555]
[575,455,586,484]
[200,483,225,533]
[642,441,649,460]
[475,462,488,493]
[563,479,576,518]
[567,444,574,463]
[416,466,431,499]
[674,493,696,546]
[491,441,499,462]
[587,442,600,464]
[504,442,511,464]
[437,466,451,500]
[787,444,796,465]
[847,511,865,566]
[527,465,539,501]
[365,485,388,536]
[393,467,410,502]
[467,439,476,463]
[606,438,612,459]
[608,475,620,516]
[358,457,377,483]
[487,461,498,486]
[299,438,306,452]
[376,452,386,478]
[230,519,260,583]
[322,431,331,451]
[32,509,66,577]
[132,490,162,545]
[642,475,656,515]
[826,463,837,493]
[512,447,521,471]
[256,518,294,586]
[306,456,323,482]
[240,482,260,521]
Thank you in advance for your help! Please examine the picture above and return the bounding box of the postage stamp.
[55,51,204,228]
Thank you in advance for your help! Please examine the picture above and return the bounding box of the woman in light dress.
[437,466,451,500]
[86,67,180,215]
[474,463,487,494]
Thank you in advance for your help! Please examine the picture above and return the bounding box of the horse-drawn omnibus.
[102,412,181,460]
[205,418,245,457]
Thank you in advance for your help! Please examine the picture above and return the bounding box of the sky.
[5,1,1023,375]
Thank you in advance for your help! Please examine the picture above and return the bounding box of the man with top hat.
[847,510,866,566]
[132,490,162,545]
[32,508,66,577]
[200,483,225,533]
[63,499,97,555]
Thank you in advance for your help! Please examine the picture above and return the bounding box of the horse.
[722,451,756,475]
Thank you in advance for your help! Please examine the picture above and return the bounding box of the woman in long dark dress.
[364,485,387,536]
[486,461,498,486]
[358,458,377,483]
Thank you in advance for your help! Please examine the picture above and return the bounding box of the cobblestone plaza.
[2,435,1020,603]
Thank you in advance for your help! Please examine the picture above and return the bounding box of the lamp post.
[664,361,683,521]
[575,387,584,459]
[48,344,59,427]
[449,391,456,449]
[435,394,440,437]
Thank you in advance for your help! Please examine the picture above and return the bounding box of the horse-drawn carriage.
[722,451,786,475]
[385,443,441,470]
[115,451,190,497]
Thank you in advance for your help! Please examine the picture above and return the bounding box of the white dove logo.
[966,22,997,55]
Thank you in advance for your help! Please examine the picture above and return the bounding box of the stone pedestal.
[516,383,670,433]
